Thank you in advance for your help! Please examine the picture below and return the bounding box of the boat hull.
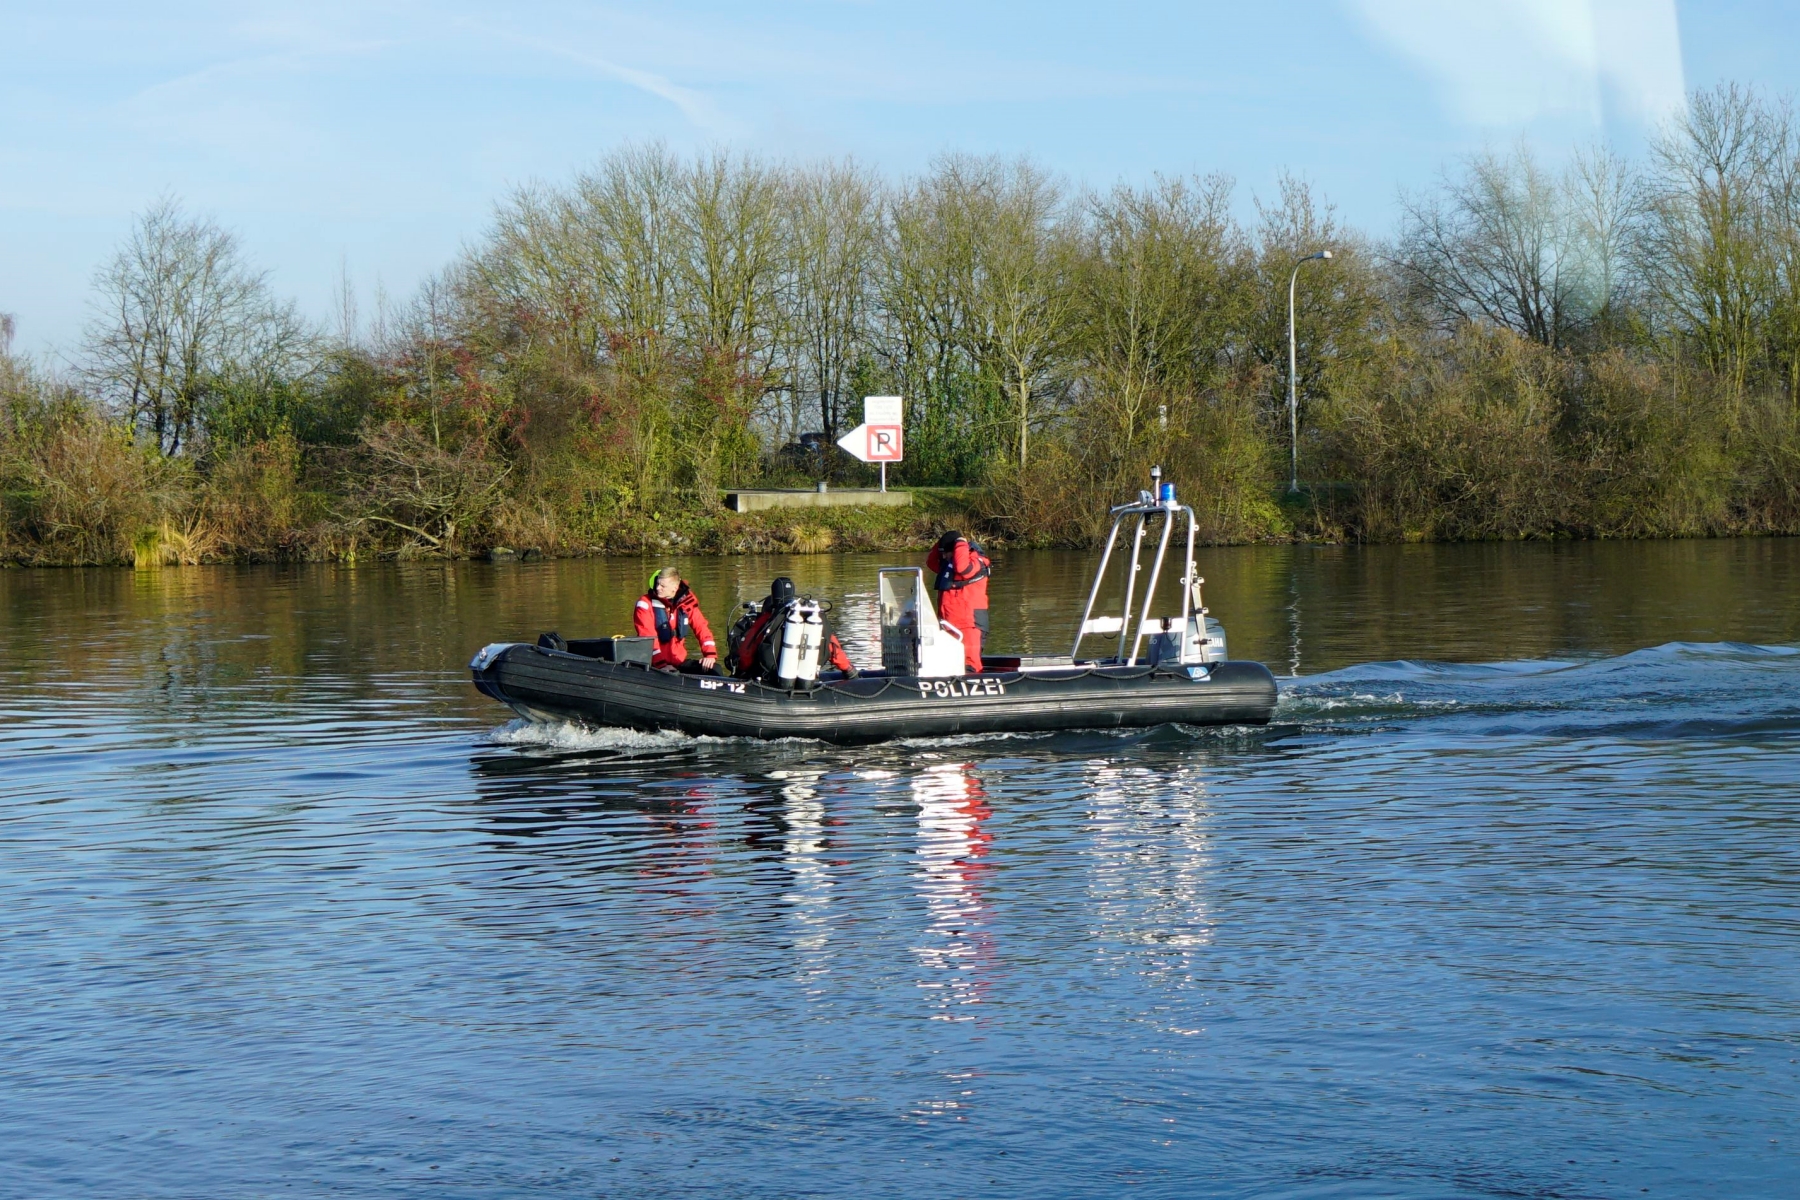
[471,644,1278,744]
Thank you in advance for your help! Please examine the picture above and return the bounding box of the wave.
[1277,640,1800,742]
[488,717,837,757]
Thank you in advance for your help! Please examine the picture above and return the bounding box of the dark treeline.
[4,83,1800,565]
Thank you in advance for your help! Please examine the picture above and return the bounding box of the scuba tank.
[775,602,805,687]
[793,602,824,683]
[774,599,825,688]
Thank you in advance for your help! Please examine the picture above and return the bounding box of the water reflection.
[771,768,835,967]
[4,542,1798,703]
[1286,562,1303,677]
[1085,759,1215,1005]
[910,762,997,1021]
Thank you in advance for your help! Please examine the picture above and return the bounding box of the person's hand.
[700,655,717,671]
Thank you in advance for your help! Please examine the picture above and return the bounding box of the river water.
[2,540,1798,1198]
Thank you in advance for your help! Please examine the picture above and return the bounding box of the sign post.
[836,396,904,491]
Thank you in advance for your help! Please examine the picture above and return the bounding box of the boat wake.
[489,717,829,756]
[491,718,698,755]
[1277,641,1800,743]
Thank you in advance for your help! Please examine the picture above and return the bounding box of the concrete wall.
[723,489,912,513]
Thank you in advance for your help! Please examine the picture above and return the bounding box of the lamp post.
[1288,249,1332,493]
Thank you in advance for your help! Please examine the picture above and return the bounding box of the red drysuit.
[633,583,717,669]
[926,536,990,673]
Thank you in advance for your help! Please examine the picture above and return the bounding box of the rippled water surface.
[3,541,1799,1198]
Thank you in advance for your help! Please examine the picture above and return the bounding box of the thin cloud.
[1347,0,1685,127]
[466,21,742,137]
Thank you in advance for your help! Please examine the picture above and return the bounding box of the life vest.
[931,539,991,636]
[934,542,991,593]
[647,592,693,647]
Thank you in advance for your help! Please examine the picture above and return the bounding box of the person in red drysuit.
[634,566,719,673]
[926,530,990,673]
[732,577,857,680]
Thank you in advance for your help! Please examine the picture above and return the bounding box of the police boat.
[470,471,1278,744]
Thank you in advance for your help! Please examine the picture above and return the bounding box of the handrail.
[1116,513,1149,658]
[1073,474,1202,666]
[1123,503,1195,662]
[1070,512,1126,659]
[1072,478,1202,665]
[1177,507,1198,637]
[1126,503,1180,665]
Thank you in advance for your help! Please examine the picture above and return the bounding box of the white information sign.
[863,395,903,425]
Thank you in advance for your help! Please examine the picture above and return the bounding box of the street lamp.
[1288,249,1332,494]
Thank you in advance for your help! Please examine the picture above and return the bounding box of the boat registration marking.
[698,678,748,694]
[918,678,1006,699]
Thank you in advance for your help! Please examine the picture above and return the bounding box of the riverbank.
[0,487,994,568]
[7,505,1798,569]
[8,473,1800,568]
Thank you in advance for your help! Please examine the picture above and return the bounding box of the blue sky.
[1,1,1793,359]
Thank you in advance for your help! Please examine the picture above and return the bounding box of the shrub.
[1,381,186,563]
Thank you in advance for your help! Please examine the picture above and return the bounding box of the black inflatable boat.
[471,474,1278,743]
[472,643,1276,744]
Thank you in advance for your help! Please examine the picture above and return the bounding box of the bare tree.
[1079,174,1243,447]
[354,421,511,554]
[1253,174,1384,412]
[670,151,788,492]
[1400,146,1579,348]
[873,155,1077,472]
[1563,145,1640,330]
[470,181,598,363]
[579,143,684,376]
[788,160,879,448]
[1641,85,1784,393]
[85,199,308,454]
[381,270,476,455]
[967,157,1075,467]
[1766,114,1800,404]
[332,258,360,350]
[875,159,986,479]
[673,151,787,365]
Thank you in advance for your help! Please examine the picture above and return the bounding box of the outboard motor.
[775,599,825,689]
